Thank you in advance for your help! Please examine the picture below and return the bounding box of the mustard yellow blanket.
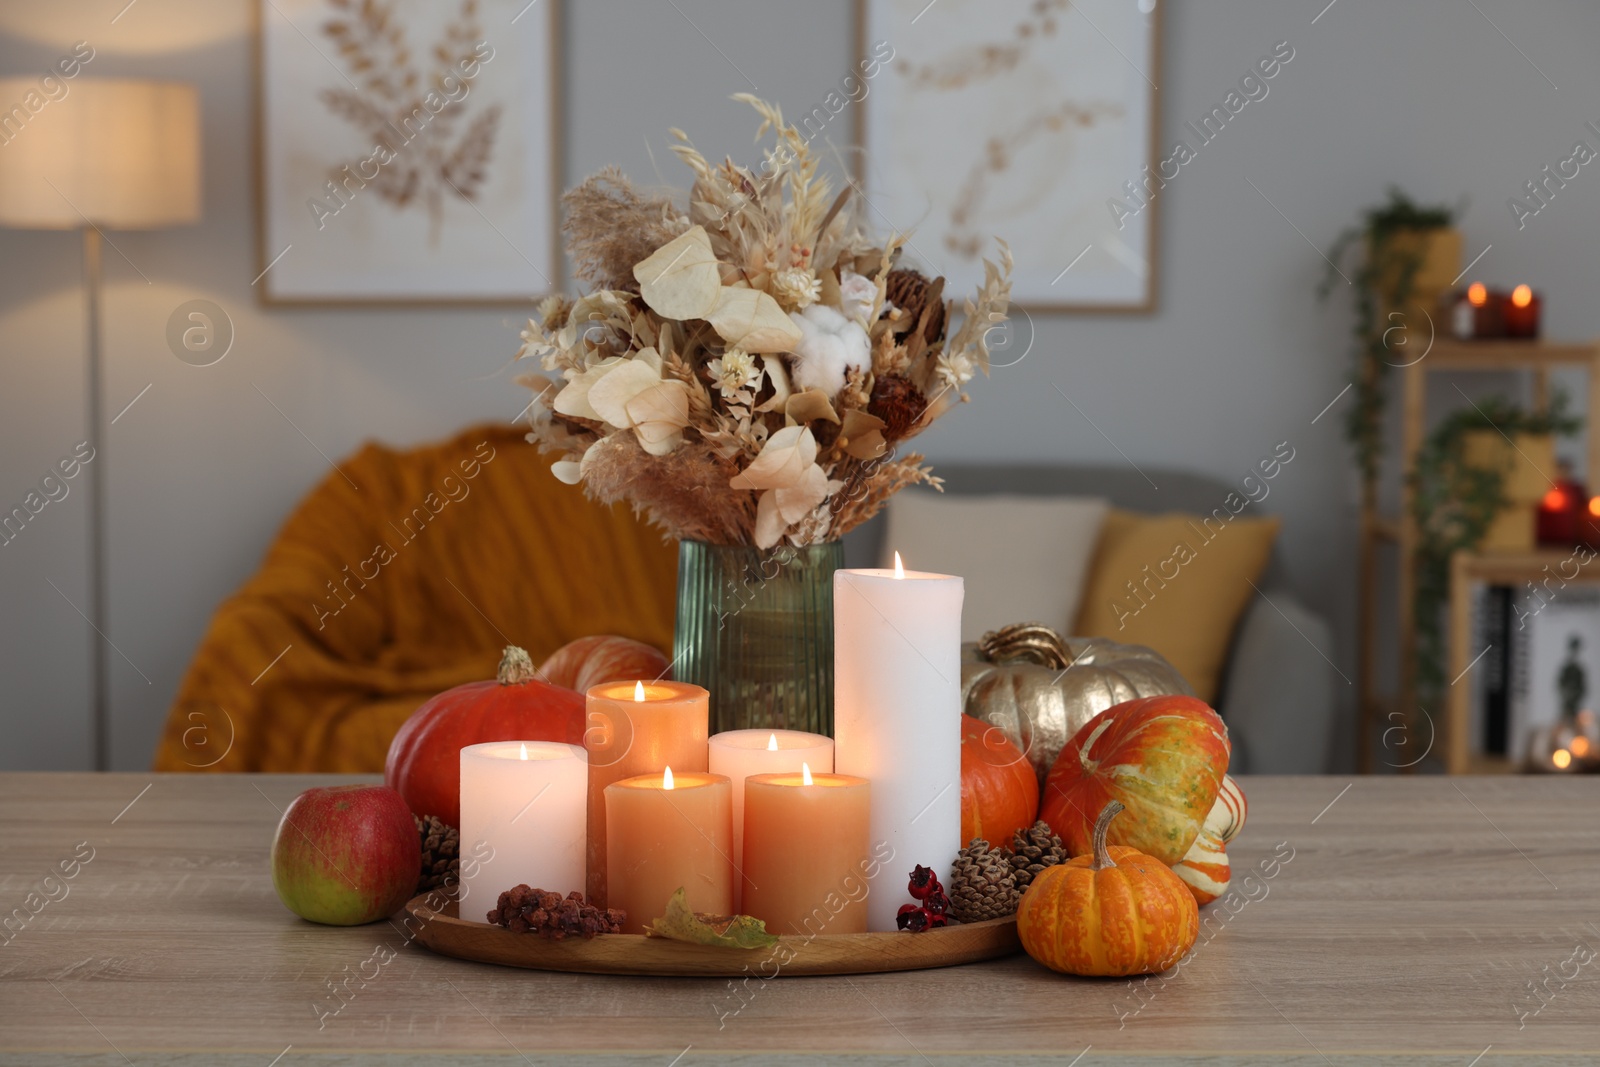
[153,425,677,772]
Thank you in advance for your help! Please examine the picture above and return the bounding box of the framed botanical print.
[256,0,560,304]
[857,0,1162,311]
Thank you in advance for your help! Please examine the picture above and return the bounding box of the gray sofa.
[844,463,1336,774]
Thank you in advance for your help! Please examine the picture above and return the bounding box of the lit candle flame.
[1572,736,1591,757]
[634,680,646,702]
[1467,281,1488,307]
[893,551,905,579]
[1512,284,1533,308]
[767,732,779,751]
[520,742,528,761]
[1553,748,1572,769]
[801,761,813,786]
[663,765,675,790]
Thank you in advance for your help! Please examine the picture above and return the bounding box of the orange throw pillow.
[1073,508,1281,702]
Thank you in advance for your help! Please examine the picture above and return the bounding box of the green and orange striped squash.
[1040,695,1230,866]
[1017,801,1199,977]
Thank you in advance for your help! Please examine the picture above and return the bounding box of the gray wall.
[4,0,1599,770]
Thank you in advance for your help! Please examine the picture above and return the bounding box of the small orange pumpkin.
[960,714,1040,846]
[1017,800,1199,977]
[537,635,671,692]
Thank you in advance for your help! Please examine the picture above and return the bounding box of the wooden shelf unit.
[1359,338,1600,773]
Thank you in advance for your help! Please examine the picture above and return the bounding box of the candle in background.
[742,764,870,936]
[584,680,708,906]
[834,551,963,932]
[708,728,834,906]
[604,767,733,934]
[1503,284,1542,338]
[458,741,587,918]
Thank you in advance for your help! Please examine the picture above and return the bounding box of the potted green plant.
[1321,187,1462,496]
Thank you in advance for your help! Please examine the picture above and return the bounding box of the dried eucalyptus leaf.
[634,226,721,321]
[645,888,779,950]
[708,287,802,353]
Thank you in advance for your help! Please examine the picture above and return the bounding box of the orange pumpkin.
[384,647,585,828]
[1017,801,1198,977]
[960,714,1039,846]
[1040,695,1230,866]
[537,635,671,693]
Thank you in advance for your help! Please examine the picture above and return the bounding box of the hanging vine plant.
[1409,392,1581,706]
[1318,187,1460,494]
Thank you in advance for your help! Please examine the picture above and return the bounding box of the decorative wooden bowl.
[404,895,1020,977]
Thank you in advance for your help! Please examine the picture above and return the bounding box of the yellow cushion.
[1072,507,1281,702]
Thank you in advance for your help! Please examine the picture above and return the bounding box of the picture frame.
[855,0,1163,312]
[254,0,562,306]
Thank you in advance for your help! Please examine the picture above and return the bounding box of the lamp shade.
[0,78,200,229]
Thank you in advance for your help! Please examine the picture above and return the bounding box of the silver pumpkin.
[960,623,1195,787]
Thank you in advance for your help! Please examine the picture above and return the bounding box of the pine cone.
[1007,820,1067,892]
[885,268,946,344]
[867,374,928,441]
[415,814,460,896]
[950,838,1019,923]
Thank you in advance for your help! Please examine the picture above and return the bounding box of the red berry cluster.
[896,864,951,933]
[486,885,625,939]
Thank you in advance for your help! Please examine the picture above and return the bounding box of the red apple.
[271,784,420,925]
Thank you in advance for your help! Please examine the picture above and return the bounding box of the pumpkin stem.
[497,646,538,685]
[977,622,1073,670]
[1090,800,1124,871]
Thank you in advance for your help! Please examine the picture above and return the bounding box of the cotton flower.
[729,425,838,548]
[770,266,822,311]
[707,347,758,396]
[787,304,871,397]
[838,270,880,326]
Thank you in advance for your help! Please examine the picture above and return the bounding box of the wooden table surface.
[2,774,1597,1066]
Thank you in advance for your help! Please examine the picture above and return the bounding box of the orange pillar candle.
[742,765,871,937]
[584,680,709,906]
[604,768,734,934]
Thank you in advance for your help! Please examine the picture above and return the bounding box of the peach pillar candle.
[458,741,586,919]
[604,768,733,934]
[742,765,870,936]
[584,680,708,906]
[834,551,963,931]
[708,728,834,907]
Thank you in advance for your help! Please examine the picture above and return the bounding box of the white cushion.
[879,491,1110,643]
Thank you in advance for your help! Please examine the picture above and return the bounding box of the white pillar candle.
[708,728,835,907]
[458,741,586,922]
[833,554,963,932]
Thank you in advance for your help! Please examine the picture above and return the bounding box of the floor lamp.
[0,80,201,770]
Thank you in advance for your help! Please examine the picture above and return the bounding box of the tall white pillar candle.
[458,741,587,921]
[708,728,835,908]
[833,556,963,931]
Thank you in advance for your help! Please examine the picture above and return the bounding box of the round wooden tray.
[404,895,1020,977]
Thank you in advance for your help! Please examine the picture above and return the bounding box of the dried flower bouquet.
[518,95,1012,549]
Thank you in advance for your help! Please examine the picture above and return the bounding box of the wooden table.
[2,774,1597,1065]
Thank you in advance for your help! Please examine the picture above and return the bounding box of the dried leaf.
[634,226,721,321]
[645,888,778,950]
[785,389,839,426]
[708,287,802,353]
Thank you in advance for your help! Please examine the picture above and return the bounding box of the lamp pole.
[84,226,109,772]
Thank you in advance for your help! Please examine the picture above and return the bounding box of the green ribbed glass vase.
[673,539,842,736]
